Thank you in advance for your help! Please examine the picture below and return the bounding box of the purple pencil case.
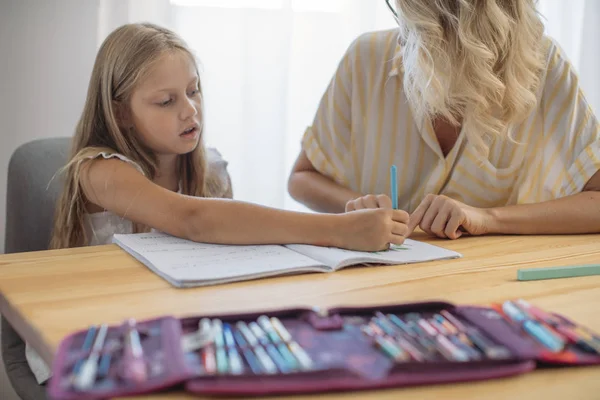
[47,300,600,399]
[183,300,600,397]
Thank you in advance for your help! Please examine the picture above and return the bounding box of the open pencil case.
[47,299,600,399]
[181,300,600,397]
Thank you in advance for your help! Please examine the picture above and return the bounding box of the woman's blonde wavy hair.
[394,0,546,153]
[50,23,227,249]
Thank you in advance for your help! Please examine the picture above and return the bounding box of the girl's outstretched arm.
[80,158,410,251]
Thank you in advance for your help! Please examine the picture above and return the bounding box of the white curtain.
[97,0,600,211]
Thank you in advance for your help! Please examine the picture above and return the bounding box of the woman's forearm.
[487,191,600,234]
[288,170,362,213]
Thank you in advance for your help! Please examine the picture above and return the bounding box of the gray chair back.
[5,137,71,253]
[2,137,71,400]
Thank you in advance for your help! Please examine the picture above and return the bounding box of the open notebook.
[112,232,462,288]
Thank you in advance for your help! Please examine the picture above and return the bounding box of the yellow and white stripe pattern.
[302,29,600,213]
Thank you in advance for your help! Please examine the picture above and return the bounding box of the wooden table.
[1,233,600,399]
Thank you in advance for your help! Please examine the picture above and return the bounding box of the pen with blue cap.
[72,325,98,377]
[74,324,108,390]
[502,301,564,352]
[232,324,263,374]
[223,323,244,375]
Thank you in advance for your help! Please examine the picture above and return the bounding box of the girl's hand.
[345,194,393,211]
[337,208,409,251]
[408,194,493,239]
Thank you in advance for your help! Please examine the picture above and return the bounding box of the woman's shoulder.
[537,35,593,112]
[343,28,401,67]
[538,35,578,90]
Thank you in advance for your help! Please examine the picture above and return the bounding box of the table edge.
[0,292,54,365]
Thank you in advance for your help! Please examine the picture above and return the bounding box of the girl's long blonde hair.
[395,0,546,153]
[50,23,225,249]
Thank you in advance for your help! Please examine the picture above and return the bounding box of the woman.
[288,0,600,239]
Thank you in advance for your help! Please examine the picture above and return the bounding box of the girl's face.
[128,50,203,157]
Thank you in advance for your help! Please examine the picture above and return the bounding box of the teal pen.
[98,352,112,378]
[222,323,236,348]
[74,324,108,390]
[212,319,225,348]
[212,320,229,374]
[215,347,228,374]
[72,325,98,375]
[390,165,398,209]
[502,301,564,352]
[276,343,299,371]
[524,321,564,352]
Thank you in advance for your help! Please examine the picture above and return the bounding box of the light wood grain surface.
[1,233,599,399]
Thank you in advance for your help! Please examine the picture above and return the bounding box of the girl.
[50,22,409,251]
[23,22,409,386]
[288,0,600,240]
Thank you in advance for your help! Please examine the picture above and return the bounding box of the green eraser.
[517,264,600,281]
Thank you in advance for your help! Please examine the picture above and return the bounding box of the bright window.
[170,0,342,12]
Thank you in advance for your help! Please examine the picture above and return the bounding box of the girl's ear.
[113,101,133,129]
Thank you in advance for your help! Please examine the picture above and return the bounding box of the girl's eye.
[188,89,199,96]
[159,98,172,106]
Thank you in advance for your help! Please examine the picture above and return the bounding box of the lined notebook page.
[286,239,461,270]
[113,233,326,286]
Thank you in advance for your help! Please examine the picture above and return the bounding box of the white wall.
[0,1,98,398]
[0,0,99,254]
